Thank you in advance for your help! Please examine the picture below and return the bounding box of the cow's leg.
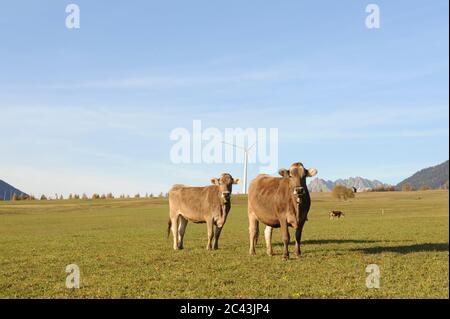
[280,219,290,260]
[177,216,188,249]
[253,221,259,250]
[213,225,222,250]
[248,213,259,255]
[264,226,273,256]
[170,216,179,250]
[295,212,308,257]
[206,220,214,250]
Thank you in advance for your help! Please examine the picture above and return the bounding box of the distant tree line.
[329,182,442,199]
[2,192,169,201]
[359,183,440,192]
[369,185,397,192]
[400,183,434,192]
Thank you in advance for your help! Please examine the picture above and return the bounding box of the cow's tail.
[167,219,172,239]
[255,221,260,245]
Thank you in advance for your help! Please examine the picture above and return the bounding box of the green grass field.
[0,190,448,298]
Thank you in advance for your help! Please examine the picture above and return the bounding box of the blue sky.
[0,0,448,196]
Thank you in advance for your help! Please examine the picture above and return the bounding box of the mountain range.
[396,160,449,190]
[0,179,28,200]
[308,160,449,192]
[308,177,385,192]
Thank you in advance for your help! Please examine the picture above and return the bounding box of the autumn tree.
[332,185,355,201]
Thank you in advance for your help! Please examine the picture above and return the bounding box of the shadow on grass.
[272,239,382,246]
[353,243,449,254]
[303,239,381,245]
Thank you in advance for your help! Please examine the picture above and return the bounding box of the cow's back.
[169,185,221,222]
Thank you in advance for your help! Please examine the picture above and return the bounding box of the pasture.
[0,190,448,298]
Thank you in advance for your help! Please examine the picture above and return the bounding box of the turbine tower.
[222,141,256,194]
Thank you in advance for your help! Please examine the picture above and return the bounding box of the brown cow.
[329,210,345,219]
[248,162,317,259]
[168,173,240,250]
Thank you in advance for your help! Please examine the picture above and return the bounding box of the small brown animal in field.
[329,210,345,220]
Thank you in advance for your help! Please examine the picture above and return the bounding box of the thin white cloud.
[171,104,449,142]
[3,69,299,91]
[2,104,447,144]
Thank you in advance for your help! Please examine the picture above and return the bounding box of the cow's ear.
[211,178,220,185]
[307,168,318,177]
[233,178,240,185]
[278,169,290,177]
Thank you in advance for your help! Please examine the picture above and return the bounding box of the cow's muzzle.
[221,191,231,203]
[293,187,305,204]
[293,187,305,196]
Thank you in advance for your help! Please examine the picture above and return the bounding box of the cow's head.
[278,162,317,199]
[211,173,240,227]
[211,173,240,205]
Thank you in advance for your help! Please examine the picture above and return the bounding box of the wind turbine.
[222,141,256,194]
